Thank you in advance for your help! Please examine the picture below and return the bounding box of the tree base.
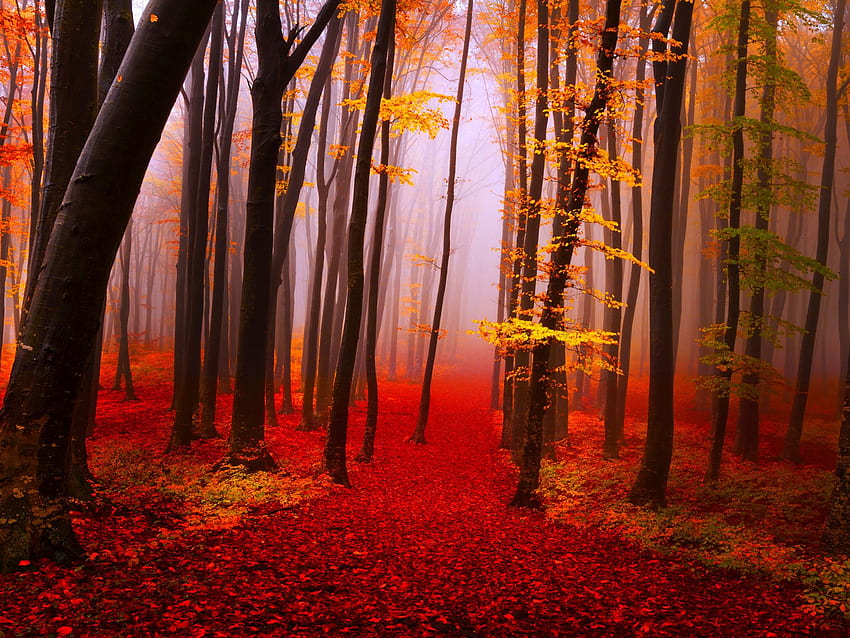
[408,431,426,445]
[508,489,543,510]
[0,488,84,573]
[215,448,278,473]
[296,417,322,432]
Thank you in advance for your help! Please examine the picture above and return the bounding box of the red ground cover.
[1,360,848,636]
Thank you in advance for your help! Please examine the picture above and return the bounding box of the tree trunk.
[324,0,394,486]
[358,31,395,461]
[226,0,340,470]
[24,0,102,314]
[0,0,219,572]
[410,0,472,445]
[784,0,845,462]
[512,0,622,508]
[200,0,246,439]
[113,217,136,399]
[629,0,694,507]
[706,0,750,483]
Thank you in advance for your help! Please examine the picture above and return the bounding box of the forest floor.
[1,348,849,636]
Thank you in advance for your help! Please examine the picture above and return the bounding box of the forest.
[0,0,849,634]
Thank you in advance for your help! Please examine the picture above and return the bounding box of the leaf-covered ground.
[1,356,848,636]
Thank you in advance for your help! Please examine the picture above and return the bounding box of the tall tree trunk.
[200,0,245,439]
[226,0,340,470]
[24,0,101,312]
[512,0,623,508]
[629,0,694,507]
[324,0,394,486]
[410,0,472,445]
[357,31,395,461]
[735,4,778,461]
[823,337,850,553]
[0,0,219,572]
[500,0,529,451]
[614,3,651,440]
[706,0,750,483]
[783,0,845,462]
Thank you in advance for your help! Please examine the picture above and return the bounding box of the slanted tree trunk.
[410,0,472,445]
[324,0,395,486]
[512,0,622,509]
[784,0,845,462]
[629,0,694,507]
[0,0,219,572]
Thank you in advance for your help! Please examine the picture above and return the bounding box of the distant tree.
[0,0,219,572]
[113,217,136,399]
[824,315,850,552]
[409,0,473,445]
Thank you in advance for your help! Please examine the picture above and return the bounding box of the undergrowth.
[93,443,324,532]
[535,408,850,619]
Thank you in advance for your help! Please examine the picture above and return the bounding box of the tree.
[511,0,623,508]
[704,0,749,483]
[23,0,101,314]
[784,0,846,462]
[0,0,219,572]
[324,0,395,486]
[629,0,694,508]
[225,0,341,470]
[199,0,250,437]
[409,0,472,445]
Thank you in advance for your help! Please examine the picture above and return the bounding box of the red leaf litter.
[1,370,847,637]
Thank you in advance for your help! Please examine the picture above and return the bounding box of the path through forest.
[2,370,848,636]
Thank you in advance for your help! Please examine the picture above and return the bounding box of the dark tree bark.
[226,0,340,470]
[614,2,651,441]
[706,0,750,482]
[602,123,623,460]
[512,0,622,509]
[357,31,395,461]
[784,0,845,462]
[323,0,395,486]
[628,0,694,507]
[823,334,850,553]
[410,0,472,445]
[170,39,206,426]
[267,9,342,423]
[0,0,219,572]
[201,0,248,438]
[173,9,222,444]
[510,0,549,456]
[736,4,779,461]
[299,68,337,431]
[499,0,529,451]
[24,0,102,315]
